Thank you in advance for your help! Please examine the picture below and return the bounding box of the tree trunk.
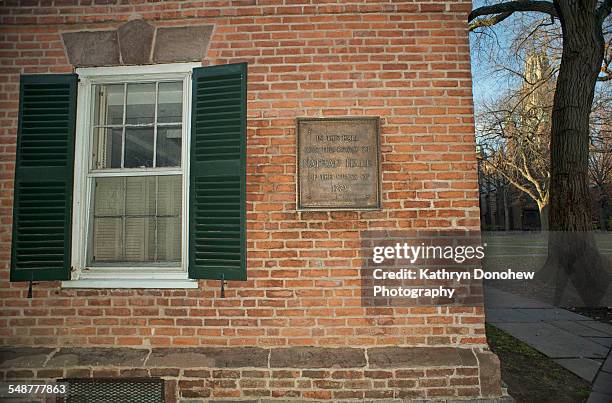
[538,0,611,306]
[503,187,511,231]
[538,203,549,232]
[599,191,608,231]
[490,194,497,230]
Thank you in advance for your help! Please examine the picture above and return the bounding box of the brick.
[212,370,240,379]
[182,388,211,398]
[65,368,91,378]
[272,389,301,398]
[273,370,299,378]
[6,370,34,379]
[396,369,425,378]
[150,368,180,377]
[331,370,362,379]
[241,370,268,378]
[303,390,332,399]
[243,388,271,397]
[178,379,205,389]
[389,379,418,388]
[334,390,365,399]
[36,369,64,378]
[92,369,119,377]
[398,388,427,399]
[419,377,447,387]
[365,389,395,398]
[300,370,328,378]
[183,369,211,378]
[450,376,479,386]
[365,370,392,379]
[209,378,237,388]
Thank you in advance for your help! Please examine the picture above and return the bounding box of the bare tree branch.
[469,12,514,31]
[468,1,558,32]
[484,159,542,202]
[596,0,612,23]
[599,36,612,81]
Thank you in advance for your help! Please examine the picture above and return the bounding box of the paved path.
[484,287,612,401]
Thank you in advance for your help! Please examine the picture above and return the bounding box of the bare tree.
[589,95,612,229]
[478,55,553,229]
[590,139,612,230]
[470,0,612,306]
[478,150,514,230]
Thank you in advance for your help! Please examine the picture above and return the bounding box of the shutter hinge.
[27,272,37,299]
[220,274,227,298]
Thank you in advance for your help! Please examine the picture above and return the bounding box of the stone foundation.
[0,346,503,401]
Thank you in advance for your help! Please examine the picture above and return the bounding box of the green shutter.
[11,74,77,281]
[189,63,247,281]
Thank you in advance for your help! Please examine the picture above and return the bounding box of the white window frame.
[63,63,201,289]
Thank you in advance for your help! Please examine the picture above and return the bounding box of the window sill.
[61,278,198,289]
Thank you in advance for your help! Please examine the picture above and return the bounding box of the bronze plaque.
[297,117,381,210]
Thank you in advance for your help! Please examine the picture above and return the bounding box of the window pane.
[157,82,183,123]
[92,217,123,262]
[90,175,182,264]
[156,175,181,262]
[157,175,182,216]
[125,176,156,215]
[126,83,155,124]
[94,177,124,216]
[125,217,156,261]
[92,127,122,169]
[125,127,154,168]
[157,217,181,261]
[92,178,124,263]
[94,84,124,126]
[156,126,181,167]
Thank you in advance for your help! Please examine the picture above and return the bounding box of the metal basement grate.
[60,378,165,403]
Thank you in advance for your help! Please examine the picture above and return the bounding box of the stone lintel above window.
[62,19,213,67]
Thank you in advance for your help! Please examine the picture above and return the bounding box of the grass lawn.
[486,324,591,403]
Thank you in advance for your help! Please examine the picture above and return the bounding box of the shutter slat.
[189,63,247,281]
[10,74,76,282]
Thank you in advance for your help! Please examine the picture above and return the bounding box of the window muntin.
[87,79,185,267]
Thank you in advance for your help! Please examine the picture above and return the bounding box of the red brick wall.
[0,0,484,349]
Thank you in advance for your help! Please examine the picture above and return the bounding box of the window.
[70,64,194,287]
[10,63,247,288]
[90,82,184,264]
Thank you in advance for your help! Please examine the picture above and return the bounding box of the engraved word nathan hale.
[297,118,381,210]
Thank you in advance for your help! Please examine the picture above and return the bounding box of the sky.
[469,0,515,112]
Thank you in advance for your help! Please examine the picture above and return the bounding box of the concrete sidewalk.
[484,287,612,401]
